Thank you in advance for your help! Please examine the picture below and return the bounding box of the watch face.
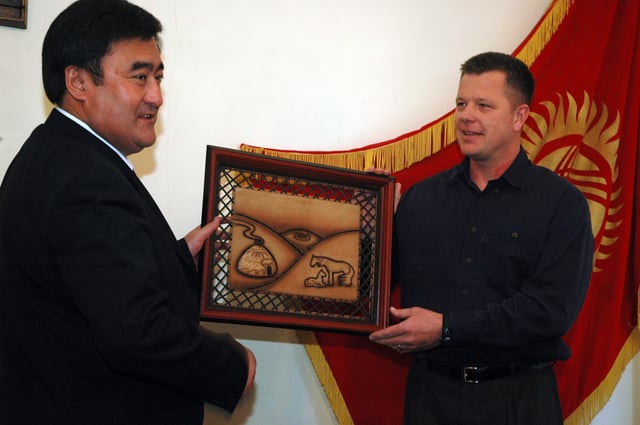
[441,318,452,344]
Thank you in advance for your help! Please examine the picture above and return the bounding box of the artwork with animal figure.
[228,187,361,301]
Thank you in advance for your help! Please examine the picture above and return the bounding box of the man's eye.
[134,75,148,81]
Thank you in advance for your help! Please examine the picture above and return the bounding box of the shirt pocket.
[479,227,544,289]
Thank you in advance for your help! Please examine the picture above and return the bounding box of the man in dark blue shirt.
[370,52,594,424]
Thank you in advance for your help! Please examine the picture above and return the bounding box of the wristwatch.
[440,314,452,344]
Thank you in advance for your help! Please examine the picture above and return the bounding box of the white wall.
[0,1,637,424]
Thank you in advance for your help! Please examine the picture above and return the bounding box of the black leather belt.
[427,361,550,384]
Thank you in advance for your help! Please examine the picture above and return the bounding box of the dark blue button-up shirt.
[393,148,594,364]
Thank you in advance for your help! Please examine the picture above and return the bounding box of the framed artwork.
[199,146,395,333]
[0,0,27,29]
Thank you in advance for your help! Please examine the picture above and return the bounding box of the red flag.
[522,0,640,422]
[242,0,640,423]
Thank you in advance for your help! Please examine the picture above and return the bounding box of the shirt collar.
[501,147,529,189]
[55,106,134,170]
[447,146,530,189]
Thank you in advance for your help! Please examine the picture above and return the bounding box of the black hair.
[460,52,535,105]
[42,0,163,104]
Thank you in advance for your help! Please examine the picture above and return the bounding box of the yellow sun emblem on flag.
[522,91,621,272]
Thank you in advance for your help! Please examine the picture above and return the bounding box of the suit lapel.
[46,109,178,243]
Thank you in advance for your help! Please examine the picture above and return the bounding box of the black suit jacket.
[0,109,248,425]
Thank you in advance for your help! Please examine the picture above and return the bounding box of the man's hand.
[184,216,221,265]
[366,167,402,212]
[242,346,257,397]
[369,306,443,353]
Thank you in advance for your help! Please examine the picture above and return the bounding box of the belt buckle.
[462,366,485,384]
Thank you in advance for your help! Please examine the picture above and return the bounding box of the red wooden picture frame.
[199,146,394,333]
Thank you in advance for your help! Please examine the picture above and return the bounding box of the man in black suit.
[0,1,256,424]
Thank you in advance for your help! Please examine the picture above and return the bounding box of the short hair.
[42,0,163,104]
[460,52,535,106]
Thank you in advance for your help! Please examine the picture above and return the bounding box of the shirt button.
[462,288,471,296]
[470,226,477,233]
[512,232,519,238]
[494,188,500,193]
[465,257,473,264]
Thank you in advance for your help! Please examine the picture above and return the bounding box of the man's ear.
[64,65,87,100]
[513,104,530,132]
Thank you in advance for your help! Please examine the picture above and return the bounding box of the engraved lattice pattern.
[206,166,380,326]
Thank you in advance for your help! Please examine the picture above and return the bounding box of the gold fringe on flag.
[241,114,456,173]
[515,0,575,67]
[298,331,355,425]
[564,329,640,425]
